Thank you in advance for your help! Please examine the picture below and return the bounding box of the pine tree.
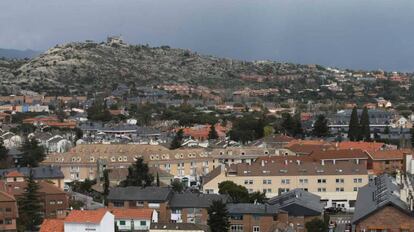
[348,107,360,141]
[17,170,43,231]
[207,200,230,232]
[20,138,45,167]
[0,140,10,169]
[312,115,329,137]
[360,107,371,141]
[121,158,154,187]
[170,129,184,149]
[208,124,219,140]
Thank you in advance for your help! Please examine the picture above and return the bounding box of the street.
[329,214,352,232]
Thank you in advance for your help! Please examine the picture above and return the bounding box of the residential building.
[352,174,414,231]
[107,186,172,223]
[366,150,409,175]
[202,158,368,210]
[0,166,65,189]
[0,190,18,232]
[110,208,153,231]
[40,218,64,232]
[64,209,115,232]
[150,223,209,232]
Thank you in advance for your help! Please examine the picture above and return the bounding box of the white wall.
[64,211,115,232]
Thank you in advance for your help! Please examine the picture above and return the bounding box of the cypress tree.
[312,115,329,137]
[170,129,184,149]
[17,170,43,231]
[208,124,219,140]
[348,107,360,141]
[208,200,230,232]
[156,172,160,187]
[121,158,154,187]
[360,107,371,141]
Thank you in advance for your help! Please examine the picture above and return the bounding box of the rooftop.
[65,209,108,224]
[108,186,172,202]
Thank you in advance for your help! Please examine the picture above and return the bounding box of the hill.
[0,48,40,59]
[0,40,321,95]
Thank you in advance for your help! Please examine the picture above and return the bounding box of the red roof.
[110,208,152,220]
[40,219,64,232]
[5,170,24,178]
[338,141,384,152]
[65,209,108,224]
[367,150,408,160]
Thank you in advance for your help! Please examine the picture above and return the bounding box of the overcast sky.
[1,0,414,71]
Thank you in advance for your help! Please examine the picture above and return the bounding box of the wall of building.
[355,205,414,231]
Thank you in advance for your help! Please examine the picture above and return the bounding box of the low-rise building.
[0,190,18,231]
[110,208,153,231]
[64,209,115,232]
[366,150,408,175]
[352,174,414,231]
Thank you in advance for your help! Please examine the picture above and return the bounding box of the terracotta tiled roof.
[367,150,408,160]
[5,170,24,178]
[40,219,64,232]
[110,208,152,220]
[65,209,108,224]
[286,143,335,154]
[338,141,385,152]
[310,149,369,160]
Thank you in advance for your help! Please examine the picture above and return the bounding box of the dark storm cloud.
[1,0,414,71]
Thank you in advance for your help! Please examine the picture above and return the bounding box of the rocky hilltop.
[0,40,320,95]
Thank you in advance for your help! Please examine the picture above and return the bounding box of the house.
[0,190,18,231]
[267,189,324,230]
[0,132,23,149]
[0,173,69,219]
[352,174,414,231]
[0,166,65,189]
[64,209,115,232]
[227,203,291,232]
[108,186,173,223]
[168,193,229,224]
[110,208,153,231]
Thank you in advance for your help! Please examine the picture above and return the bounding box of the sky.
[1,0,414,71]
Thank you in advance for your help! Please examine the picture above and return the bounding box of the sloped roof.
[366,150,408,160]
[227,203,279,215]
[65,209,108,224]
[169,193,229,208]
[267,189,323,216]
[352,174,413,224]
[110,208,152,220]
[338,141,384,152]
[40,219,64,232]
[108,186,172,202]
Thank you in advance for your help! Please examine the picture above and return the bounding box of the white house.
[64,209,114,232]
[0,132,23,149]
[111,208,153,231]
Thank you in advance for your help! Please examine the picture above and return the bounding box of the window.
[336,178,344,184]
[299,179,308,184]
[140,221,147,226]
[119,220,126,226]
[281,179,290,184]
[5,208,11,212]
[49,201,56,205]
[0,220,3,224]
[113,201,124,207]
[263,179,271,184]
[317,188,326,192]
[136,201,144,207]
[253,226,260,232]
[244,180,253,185]
[353,187,360,192]
[57,201,63,205]
[5,218,12,225]
[230,215,243,220]
[317,179,326,184]
[353,178,363,183]
[263,188,272,193]
[230,225,244,232]
[336,187,344,192]
[301,188,308,191]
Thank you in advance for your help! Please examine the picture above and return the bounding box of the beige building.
[202,157,369,211]
[41,144,279,186]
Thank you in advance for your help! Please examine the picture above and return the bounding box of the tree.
[248,191,267,204]
[207,200,230,232]
[263,125,274,137]
[156,172,160,187]
[20,138,45,167]
[312,115,329,137]
[348,107,360,141]
[218,181,249,203]
[208,125,219,140]
[121,158,154,187]
[87,99,112,122]
[17,170,43,231]
[411,128,414,148]
[171,179,184,193]
[305,218,327,232]
[0,140,8,167]
[170,129,184,149]
[360,107,371,141]
[103,169,110,204]
[280,113,303,137]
